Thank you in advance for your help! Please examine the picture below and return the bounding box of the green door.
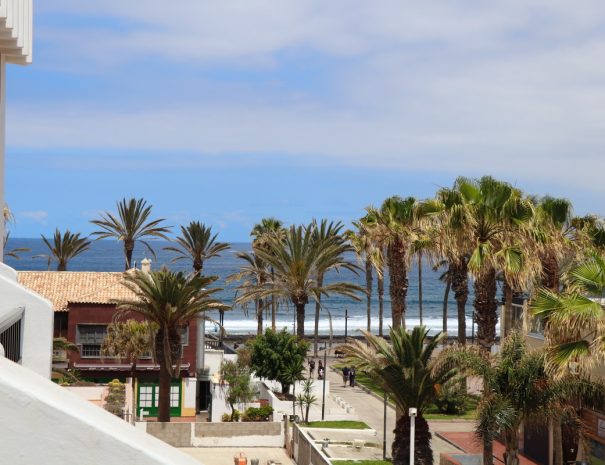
[137,381,181,417]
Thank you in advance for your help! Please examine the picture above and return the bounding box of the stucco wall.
[0,263,53,377]
[0,356,199,465]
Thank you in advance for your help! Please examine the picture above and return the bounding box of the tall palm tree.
[366,196,421,330]
[438,177,534,351]
[251,217,286,330]
[236,224,362,339]
[343,327,456,465]
[36,229,91,271]
[163,221,229,275]
[347,217,375,334]
[91,198,171,270]
[101,319,154,419]
[116,269,227,422]
[228,251,268,335]
[311,219,357,355]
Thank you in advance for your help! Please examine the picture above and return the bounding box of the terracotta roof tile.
[18,271,137,312]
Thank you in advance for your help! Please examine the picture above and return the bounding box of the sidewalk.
[324,354,474,462]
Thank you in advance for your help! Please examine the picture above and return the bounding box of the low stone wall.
[143,421,284,448]
[147,422,193,448]
[440,453,482,465]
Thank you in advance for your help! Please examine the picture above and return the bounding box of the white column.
[196,316,206,374]
[0,55,6,262]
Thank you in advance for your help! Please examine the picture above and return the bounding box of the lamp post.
[383,393,388,459]
[321,343,327,420]
[409,407,417,465]
[344,309,349,342]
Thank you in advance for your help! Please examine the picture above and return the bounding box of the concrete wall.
[0,356,199,465]
[142,421,284,448]
[210,378,262,422]
[292,423,331,465]
[0,263,53,378]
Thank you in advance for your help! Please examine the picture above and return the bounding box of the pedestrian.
[342,366,350,387]
[309,359,316,378]
[349,368,356,388]
[318,360,324,379]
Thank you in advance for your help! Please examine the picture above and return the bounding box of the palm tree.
[437,332,605,465]
[236,224,362,339]
[115,269,227,422]
[343,327,456,465]
[91,198,171,270]
[310,219,357,355]
[101,319,154,419]
[163,221,229,274]
[36,229,91,271]
[228,251,268,335]
[4,232,30,260]
[438,177,534,351]
[347,217,375,334]
[366,196,422,330]
[251,217,286,330]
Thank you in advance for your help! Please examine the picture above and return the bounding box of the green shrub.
[434,382,466,415]
[104,379,126,416]
[222,409,241,422]
[242,405,274,422]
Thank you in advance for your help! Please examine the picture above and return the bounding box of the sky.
[5,1,605,241]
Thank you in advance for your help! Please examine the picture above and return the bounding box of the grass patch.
[332,461,392,465]
[305,420,371,429]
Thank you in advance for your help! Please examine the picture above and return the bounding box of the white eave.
[0,0,32,65]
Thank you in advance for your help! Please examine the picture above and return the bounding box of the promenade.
[323,351,474,463]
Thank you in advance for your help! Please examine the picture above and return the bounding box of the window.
[179,326,189,346]
[77,325,107,358]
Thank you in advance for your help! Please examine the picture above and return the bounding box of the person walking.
[308,358,316,378]
[349,367,356,388]
[342,366,350,387]
[318,361,324,380]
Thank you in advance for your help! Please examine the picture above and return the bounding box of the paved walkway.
[323,354,474,462]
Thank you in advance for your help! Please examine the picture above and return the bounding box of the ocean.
[4,238,482,337]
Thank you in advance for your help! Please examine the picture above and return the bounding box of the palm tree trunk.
[296,302,306,339]
[504,428,519,465]
[313,276,324,356]
[124,240,135,270]
[257,298,263,335]
[451,260,468,345]
[58,262,67,271]
[503,279,513,337]
[378,266,385,337]
[418,252,423,326]
[392,413,432,465]
[442,278,450,339]
[366,257,373,332]
[271,267,276,330]
[483,437,494,465]
[553,420,564,465]
[131,362,137,423]
[388,239,408,330]
[541,251,560,291]
[157,359,171,422]
[474,267,498,352]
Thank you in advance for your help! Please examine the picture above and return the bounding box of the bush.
[104,379,126,416]
[242,405,274,422]
[222,409,241,422]
[434,382,466,415]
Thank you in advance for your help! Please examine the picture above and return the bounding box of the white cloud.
[12,1,605,192]
[20,211,49,224]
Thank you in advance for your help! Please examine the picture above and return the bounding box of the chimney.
[141,258,152,273]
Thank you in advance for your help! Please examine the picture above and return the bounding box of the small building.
[18,270,218,420]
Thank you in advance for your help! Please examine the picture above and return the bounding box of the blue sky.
[5,1,605,241]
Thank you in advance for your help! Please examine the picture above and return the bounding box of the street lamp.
[321,343,327,420]
[383,393,388,459]
[409,407,417,465]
